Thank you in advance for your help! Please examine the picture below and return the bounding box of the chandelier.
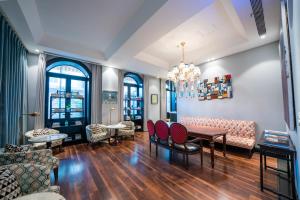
[167,42,201,97]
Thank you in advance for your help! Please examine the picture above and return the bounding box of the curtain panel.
[34,54,46,129]
[91,64,102,123]
[118,70,125,122]
[160,78,167,120]
[143,75,150,131]
[0,13,28,147]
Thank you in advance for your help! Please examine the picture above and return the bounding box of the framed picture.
[103,90,118,104]
[151,94,158,104]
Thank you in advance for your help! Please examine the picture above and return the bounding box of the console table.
[258,130,296,200]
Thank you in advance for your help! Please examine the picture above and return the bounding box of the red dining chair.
[147,120,156,155]
[154,120,170,158]
[170,123,203,169]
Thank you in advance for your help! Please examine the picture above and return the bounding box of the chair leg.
[186,153,189,169]
[54,167,58,185]
[149,142,151,154]
[200,148,203,166]
[155,144,158,158]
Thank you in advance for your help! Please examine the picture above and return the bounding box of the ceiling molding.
[104,0,168,59]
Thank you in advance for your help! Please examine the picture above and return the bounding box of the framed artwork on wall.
[151,94,158,104]
[103,91,118,104]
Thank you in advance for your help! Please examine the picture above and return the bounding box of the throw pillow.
[4,144,31,153]
[0,168,21,199]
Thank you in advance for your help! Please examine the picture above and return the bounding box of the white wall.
[148,77,161,122]
[102,66,120,124]
[178,42,285,141]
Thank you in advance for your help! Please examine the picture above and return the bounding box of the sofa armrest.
[0,149,59,169]
[0,163,51,195]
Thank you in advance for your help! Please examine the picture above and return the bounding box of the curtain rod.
[44,51,104,66]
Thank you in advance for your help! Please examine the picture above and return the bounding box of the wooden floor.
[53,132,278,200]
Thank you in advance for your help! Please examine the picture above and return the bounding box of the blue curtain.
[0,13,28,147]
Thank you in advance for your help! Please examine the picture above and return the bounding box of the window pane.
[130,87,137,98]
[48,77,66,119]
[49,65,86,77]
[124,77,137,85]
[70,80,85,118]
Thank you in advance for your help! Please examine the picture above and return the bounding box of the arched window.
[123,73,143,131]
[45,58,91,142]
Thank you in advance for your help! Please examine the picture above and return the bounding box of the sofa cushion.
[4,144,31,153]
[215,135,255,150]
[90,125,107,134]
[173,143,200,153]
[0,168,21,199]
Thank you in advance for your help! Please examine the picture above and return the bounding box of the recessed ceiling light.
[260,34,266,39]
[34,49,40,53]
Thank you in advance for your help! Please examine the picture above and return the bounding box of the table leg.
[260,150,264,191]
[291,154,296,200]
[210,140,215,168]
[46,142,51,149]
[111,129,121,146]
[223,134,226,157]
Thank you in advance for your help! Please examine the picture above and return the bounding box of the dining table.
[167,122,227,168]
[185,125,227,168]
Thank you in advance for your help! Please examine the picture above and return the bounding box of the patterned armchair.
[25,128,62,150]
[86,124,110,145]
[0,163,60,196]
[119,121,135,140]
[0,148,60,184]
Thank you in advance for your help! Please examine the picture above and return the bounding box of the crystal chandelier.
[167,42,201,97]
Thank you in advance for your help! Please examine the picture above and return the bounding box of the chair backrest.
[147,120,155,136]
[170,123,188,144]
[155,120,169,140]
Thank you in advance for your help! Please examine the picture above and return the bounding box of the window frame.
[45,58,91,128]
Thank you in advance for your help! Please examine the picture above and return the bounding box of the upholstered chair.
[119,121,135,140]
[0,163,60,197]
[25,128,62,150]
[0,148,60,185]
[154,120,171,158]
[86,124,110,145]
[147,120,156,155]
[170,123,203,169]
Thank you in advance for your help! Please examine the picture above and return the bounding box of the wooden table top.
[186,125,227,138]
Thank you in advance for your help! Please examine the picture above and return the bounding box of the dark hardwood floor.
[53,132,278,200]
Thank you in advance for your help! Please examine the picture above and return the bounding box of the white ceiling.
[0,0,280,78]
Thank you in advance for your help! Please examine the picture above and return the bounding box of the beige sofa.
[180,117,256,156]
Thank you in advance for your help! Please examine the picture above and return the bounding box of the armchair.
[0,163,60,196]
[119,121,135,140]
[0,148,59,184]
[86,124,110,145]
[170,123,203,169]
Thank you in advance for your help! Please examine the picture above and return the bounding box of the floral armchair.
[25,128,62,150]
[0,163,60,197]
[119,121,135,140]
[86,124,110,145]
[0,148,60,184]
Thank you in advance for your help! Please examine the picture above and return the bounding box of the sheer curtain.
[143,75,149,131]
[91,64,102,124]
[160,79,167,120]
[0,13,28,146]
[34,53,46,129]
